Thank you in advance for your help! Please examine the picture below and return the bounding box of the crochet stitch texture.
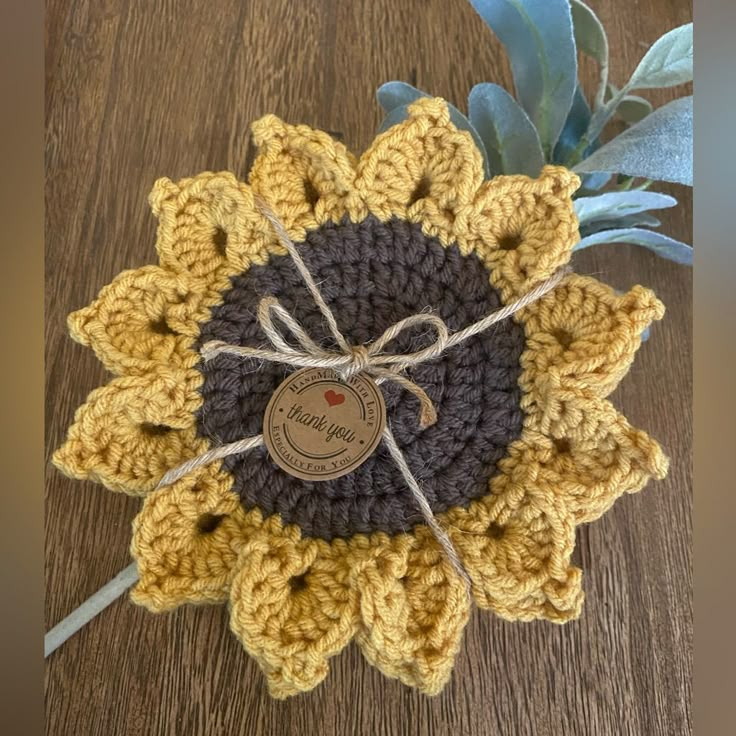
[53,98,669,698]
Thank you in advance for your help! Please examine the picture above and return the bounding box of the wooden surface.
[44,1,693,734]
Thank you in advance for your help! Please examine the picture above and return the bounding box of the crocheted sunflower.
[53,98,668,698]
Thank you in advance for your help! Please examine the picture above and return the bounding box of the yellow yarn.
[52,98,668,698]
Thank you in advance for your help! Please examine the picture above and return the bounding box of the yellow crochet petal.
[249,115,356,238]
[489,566,584,623]
[520,275,665,398]
[463,166,580,301]
[446,443,582,622]
[354,533,470,695]
[530,398,669,523]
[52,368,203,495]
[67,266,208,375]
[354,98,485,233]
[228,522,358,698]
[150,172,276,283]
[130,464,258,611]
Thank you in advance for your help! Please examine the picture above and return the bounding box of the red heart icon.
[324,389,345,407]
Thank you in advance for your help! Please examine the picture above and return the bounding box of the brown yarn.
[196,216,527,540]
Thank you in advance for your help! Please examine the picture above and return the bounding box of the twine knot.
[202,297,446,428]
[343,345,370,380]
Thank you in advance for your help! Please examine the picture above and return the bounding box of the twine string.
[255,195,352,354]
[156,435,265,489]
[202,297,449,427]
[381,426,468,582]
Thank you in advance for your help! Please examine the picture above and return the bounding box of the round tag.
[262,367,387,481]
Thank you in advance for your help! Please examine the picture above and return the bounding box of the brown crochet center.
[196,216,526,540]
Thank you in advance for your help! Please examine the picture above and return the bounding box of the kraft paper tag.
[263,367,387,481]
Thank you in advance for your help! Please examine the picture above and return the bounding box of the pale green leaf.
[617,94,653,125]
[378,104,412,133]
[376,80,424,112]
[583,23,692,145]
[574,190,677,225]
[580,213,662,236]
[574,96,692,186]
[574,227,693,264]
[570,0,609,108]
[468,83,544,177]
[468,0,577,156]
[628,23,693,90]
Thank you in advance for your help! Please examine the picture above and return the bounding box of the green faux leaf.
[583,23,692,147]
[378,104,413,133]
[555,85,591,163]
[570,0,609,108]
[553,86,610,190]
[574,190,677,225]
[468,0,577,157]
[617,95,653,125]
[468,83,544,177]
[376,82,491,177]
[376,80,424,112]
[579,213,662,237]
[574,96,692,186]
[579,172,612,193]
[628,23,693,90]
[606,83,653,125]
[574,227,693,264]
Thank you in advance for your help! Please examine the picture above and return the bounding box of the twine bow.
[202,296,451,427]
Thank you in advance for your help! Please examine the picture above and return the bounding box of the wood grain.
[45,1,693,734]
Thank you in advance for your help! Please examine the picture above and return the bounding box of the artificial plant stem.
[634,179,654,191]
[566,139,588,168]
[570,84,631,167]
[44,562,139,657]
[594,62,610,111]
